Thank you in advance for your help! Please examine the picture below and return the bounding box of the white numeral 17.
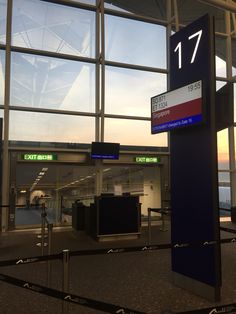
[174,30,203,69]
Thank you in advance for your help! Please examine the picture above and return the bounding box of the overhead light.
[103,168,111,172]
[20,190,26,193]
[39,172,45,176]
[42,168,48,171]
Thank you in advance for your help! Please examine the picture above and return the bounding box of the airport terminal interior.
[0,0,236,313]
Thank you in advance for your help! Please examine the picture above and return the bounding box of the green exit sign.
[21,154,58,161]
[135,156,161,163]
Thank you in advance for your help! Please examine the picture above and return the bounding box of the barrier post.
[148,208,151,245]
[160,209,168,232]
[36,203,49,254]
[47,223,53,287]
[41,204,46,255]
[62,249,70,314]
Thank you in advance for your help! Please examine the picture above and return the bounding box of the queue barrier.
[0,221,236,313]
[1,236,236,269]
[0,272,145,314]
[148,207,171,245]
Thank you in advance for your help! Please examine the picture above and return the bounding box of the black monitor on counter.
[91,142,120,160]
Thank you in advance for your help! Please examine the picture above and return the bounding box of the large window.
[12,0,96,57]
[0,0,6,44]
[215,37,227,78]
[9,111,95,142]
[217,129,229,170]
[0,49,5,105]
[104,118,167,146]
[105,66,166,116]
[10,52,95,112]
[105,15,166,68]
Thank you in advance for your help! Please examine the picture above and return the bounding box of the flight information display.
[151,80,203,134]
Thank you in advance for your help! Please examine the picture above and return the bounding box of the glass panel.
[218,185,231,213]
[215,37,226,78]
[105,0,167,19]
[218,170,231,215]
[15,164,95,227]
[105,66,166,116]
[233,65,236,77]
[12,0,95,57]
[102,165,161,216]
[216,80,226,91]
[215,56,226,78]
[217,129,229,170]
[10,52,95,112]
[9,111,95,142]
[104,118,168,146]
[105,15,166,68]
[0,0,7,44]
[0,49,5,105]
[71,0,95,4]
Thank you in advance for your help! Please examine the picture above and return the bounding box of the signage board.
[169,14,221,300]
[135,156,161,163]
[151,80,203,133]
[21,154,58,161]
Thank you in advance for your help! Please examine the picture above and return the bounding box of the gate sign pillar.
[169,14,221,301]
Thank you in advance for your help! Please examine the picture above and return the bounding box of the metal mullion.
[198,0,236,14]
[11,46,97,65]
[100,0,105,143]
[173,0,179,32]
[215,31,228,37]
[166,0,172,90]
[9,106,97,117]
[2,0,12,232]
[39,0,97,12]
[104,113,150,121]
[104,60,168,74]
[225,3,236,209]
[166,0,172,192]
[95,0,100,142]
[216,76,231,82]
[104,8,168,27]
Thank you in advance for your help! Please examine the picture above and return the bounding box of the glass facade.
[9,111,95,142]
[0,0,235,229]
[105,67,166,116]
[0,0,6,44]
[10,52,95,112]
[12,0,96,57]
[105,15,166,68]
[0,49,5,105]
[104,118,167,146]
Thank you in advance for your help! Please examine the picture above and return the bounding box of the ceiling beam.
[198,0,236,14]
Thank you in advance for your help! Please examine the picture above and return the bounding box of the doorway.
[11,161,96,229]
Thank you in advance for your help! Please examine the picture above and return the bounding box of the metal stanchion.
[36,204,48,255]
[160,209,168,232]
[148,208,151,245]
[47,223,53,287]
[62,249,70,314]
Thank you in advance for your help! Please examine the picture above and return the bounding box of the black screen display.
[91,142,120,160]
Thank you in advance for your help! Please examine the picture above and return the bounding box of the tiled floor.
[0,221,236,313]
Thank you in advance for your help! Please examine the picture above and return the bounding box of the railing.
[0,204,236,313]
[147,207,171,245]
